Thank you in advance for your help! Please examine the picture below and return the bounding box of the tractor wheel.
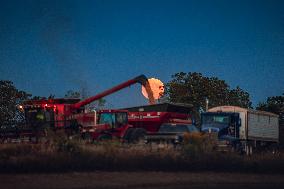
[83,132,93,143]
[123,128,135,143]
[97,134,112,142]
[70,120,80,134]
[130,128,146,144]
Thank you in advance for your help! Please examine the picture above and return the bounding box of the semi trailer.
[201,106,279,154]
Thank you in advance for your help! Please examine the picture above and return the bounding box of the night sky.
[0,0,283,108]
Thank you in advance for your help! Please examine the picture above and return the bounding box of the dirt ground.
[1,172,284,189]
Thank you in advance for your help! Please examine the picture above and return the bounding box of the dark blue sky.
[0,0,283,108]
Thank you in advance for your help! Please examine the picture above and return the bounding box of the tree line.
[0,72,283,126]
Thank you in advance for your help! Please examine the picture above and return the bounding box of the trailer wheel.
[245,143,253,155]
[269,143,279,155]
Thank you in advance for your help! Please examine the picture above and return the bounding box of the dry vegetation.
[0,133,284,173]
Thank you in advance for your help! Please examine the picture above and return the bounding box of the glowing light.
[142,78,164,100]
[18,105,24,112]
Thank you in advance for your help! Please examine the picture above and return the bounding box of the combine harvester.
[0,75,193,143]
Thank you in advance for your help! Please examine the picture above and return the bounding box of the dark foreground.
[1,172,284,189]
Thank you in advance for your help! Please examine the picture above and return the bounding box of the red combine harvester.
[23,74,154,126]
[1,75,193,143]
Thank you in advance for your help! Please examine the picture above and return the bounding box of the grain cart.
[81,103,194,143]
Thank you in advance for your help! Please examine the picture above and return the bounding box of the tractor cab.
[98,110,128,129]
[94,110,131,139]
[22,103,56,128]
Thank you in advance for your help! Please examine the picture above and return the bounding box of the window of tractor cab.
[99,113,115,127]
[203,114,230,125]
[99,112,127,128]
[115,112,128,127]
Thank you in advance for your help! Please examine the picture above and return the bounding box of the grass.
[0,135,284,173]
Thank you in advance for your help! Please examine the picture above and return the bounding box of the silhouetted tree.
[96,98,106,109]
[256,94,284,115]
[228,86,252,108]
[0,80,31,126]
[48,94,56,99]
[31,96,46,100]
[64,90,106,110]
[64,90,80,98]
[166,72,252,112]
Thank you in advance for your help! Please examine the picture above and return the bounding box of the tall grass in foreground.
[0,135,284,173]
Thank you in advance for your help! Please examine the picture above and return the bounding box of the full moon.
[142,78,164,100]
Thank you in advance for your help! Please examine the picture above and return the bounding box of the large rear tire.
[82,132,93,143]
[130,128,146,144]
[123,128,135,143]
[97,134,112,141]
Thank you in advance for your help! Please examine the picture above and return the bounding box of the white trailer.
[206,106,279,154]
